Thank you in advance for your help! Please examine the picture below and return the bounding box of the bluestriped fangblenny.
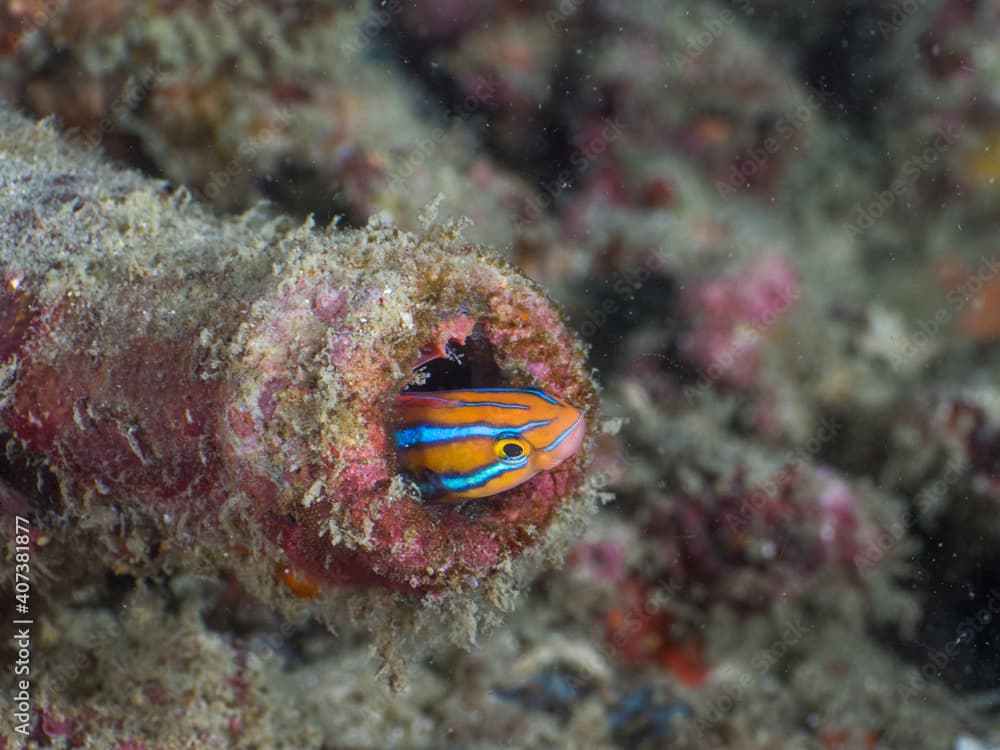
[394,388,586,501]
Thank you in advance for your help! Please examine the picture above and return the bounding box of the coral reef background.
[1,0,1000,748]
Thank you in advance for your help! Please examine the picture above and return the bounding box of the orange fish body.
[393,388,585,502]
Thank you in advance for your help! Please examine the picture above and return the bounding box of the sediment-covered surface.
[1,1,999,748]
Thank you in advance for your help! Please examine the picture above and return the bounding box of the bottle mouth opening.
[392,317,588,510]
[220,237,598,591]
[395,324,519,509]
[401,324,507,393]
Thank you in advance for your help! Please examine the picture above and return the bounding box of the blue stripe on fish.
[393,386,585,501]
[438,454,531,493]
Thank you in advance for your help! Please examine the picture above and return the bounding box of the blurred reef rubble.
[1,0,1000,748]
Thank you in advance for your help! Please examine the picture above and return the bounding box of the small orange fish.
[394,388,585,502]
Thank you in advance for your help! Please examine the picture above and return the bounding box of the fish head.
[393,387,586,501]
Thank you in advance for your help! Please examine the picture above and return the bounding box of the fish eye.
[494,436,529,463]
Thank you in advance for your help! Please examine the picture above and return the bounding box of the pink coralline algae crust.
[0,246,594,595]
[915,0,978,81]
[1,284,232,577]
[814,470,869,570]
[223,258,593,593]
[566,539,627,586]
[679,250,799,389]
[19,706,135,749]
[924,399,1000,497]
[0,110,598,605]
[643,461,873,610]
[9,306,220,501]
[19,698,228,748]
[35,710,75,743]
[396,0,522,44]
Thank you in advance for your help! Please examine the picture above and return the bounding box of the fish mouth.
[539,410,586,469]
